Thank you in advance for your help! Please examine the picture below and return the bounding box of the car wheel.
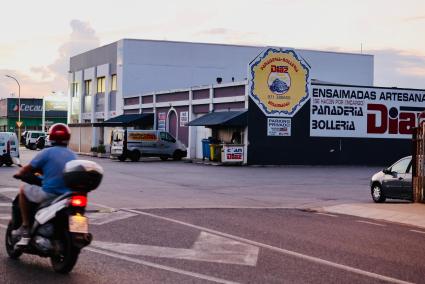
[172,150,182,161]
[118,155,126,162]
[130,150,141,162]
[30,144,37,150]
[371,183,386,203]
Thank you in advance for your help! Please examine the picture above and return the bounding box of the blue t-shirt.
[30,146,77,195]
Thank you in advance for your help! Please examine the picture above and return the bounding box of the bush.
[90,146,98,153]
[97,144,106,154]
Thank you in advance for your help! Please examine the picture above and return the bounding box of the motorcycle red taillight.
[70,195,87,207]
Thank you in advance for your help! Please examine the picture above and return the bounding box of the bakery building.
[67,39,424,165]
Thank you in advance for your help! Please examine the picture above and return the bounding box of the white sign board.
[158,112,166,131]
[267,118,291,136]
[310,85,425,139]
[180,111,188,127]
[222,145,244,162]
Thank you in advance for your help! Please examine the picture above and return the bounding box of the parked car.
[20,131,27,145]
[25,131,45,150]
[35,135,46,149]
[0,132,19,167]
[110,128,187,162]
[370,156,412,203]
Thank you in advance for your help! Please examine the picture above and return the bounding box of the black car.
[370,156,412,203]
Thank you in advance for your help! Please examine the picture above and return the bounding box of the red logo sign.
[367,104,418,135]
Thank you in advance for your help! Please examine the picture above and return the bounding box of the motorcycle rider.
[12,123,77,246]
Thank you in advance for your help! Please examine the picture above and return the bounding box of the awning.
[188,111,247,127]
[102,113,154,127]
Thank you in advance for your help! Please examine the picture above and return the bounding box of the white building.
[68,39,374,154]
[68,38,373,123]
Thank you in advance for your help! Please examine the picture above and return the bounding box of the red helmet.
[48,123,71,144]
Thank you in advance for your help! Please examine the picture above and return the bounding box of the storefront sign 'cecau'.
[249,47,310,117]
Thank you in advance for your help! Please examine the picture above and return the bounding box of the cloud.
[200,28,229,35]
[195,28,263,46]
[312,47,425,89]
[370,49,425,89]
[1,20,99,98]
[403,15,425,22]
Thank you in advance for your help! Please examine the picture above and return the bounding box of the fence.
[412,122,425,202]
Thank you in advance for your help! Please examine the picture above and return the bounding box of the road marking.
[86,247,239,284]
[0,203,10,207]
[356,220,386,227]
[89,202,116,211]
[87,210,138,225]
[0,188,18,194]
[123,209,412,284]
[92,231,259,266]
[0,213,239,283]
[410,230,425,235]
[0,214,10,220]
[315,212,338,217]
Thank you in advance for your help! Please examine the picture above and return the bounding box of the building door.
[168,110,177,138]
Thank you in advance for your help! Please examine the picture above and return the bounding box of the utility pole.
[5,75,22,143]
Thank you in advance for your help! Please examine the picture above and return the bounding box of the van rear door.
[111,129,125,156]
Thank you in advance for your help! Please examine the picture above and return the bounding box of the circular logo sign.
[249,48,310,117]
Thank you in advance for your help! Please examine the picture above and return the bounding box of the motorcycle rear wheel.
[50,232,80,274]
[5,222,23,259]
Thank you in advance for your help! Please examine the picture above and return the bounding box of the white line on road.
[87,211,137,225]
[0,188,18,194]
[86,247,239,284]
[0,203,10,207]
[92,231,259,266]
[0,214,10,220]
[410,230,425,235]
[356,220,386,227]
[124,209,412,284]
[315,212,338,217]
[0,224,238,283]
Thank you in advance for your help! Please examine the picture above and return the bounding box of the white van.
[0,132,19,167]
[25,131,46,150]
[110,129,187,162]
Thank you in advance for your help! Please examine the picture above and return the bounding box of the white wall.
[120,39,374,98]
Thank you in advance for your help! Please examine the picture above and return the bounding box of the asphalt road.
[1,208,425,283]
[0,148,423,283]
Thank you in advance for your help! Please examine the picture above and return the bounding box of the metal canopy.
[188,111,247,127]
[102,113,154,127]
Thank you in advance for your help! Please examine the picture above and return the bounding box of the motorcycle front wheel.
[50,231,80,274]
[5,222,23,259]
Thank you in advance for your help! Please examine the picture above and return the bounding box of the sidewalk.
[320,202,425,229]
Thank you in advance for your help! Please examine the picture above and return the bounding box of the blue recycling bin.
[202,139,210,160]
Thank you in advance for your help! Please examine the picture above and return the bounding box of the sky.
[0,0,424,98]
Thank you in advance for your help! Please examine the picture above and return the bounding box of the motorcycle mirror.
[12,157,22,167]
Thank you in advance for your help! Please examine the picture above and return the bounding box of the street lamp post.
[5,75,21,143]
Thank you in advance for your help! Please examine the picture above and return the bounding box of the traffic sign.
[16,121,23,127]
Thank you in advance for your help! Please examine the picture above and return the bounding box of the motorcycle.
[4,159,103,274]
